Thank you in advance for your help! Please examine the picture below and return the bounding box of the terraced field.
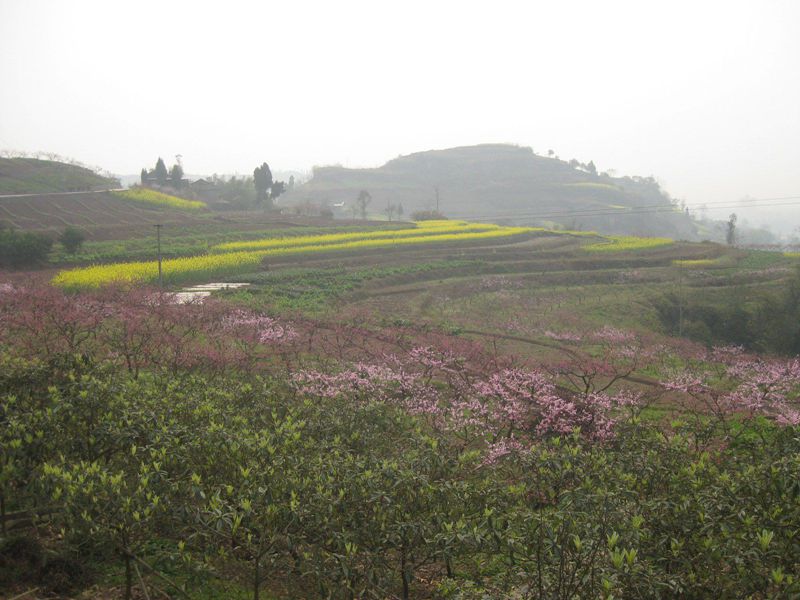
[0,191,212,237]
[214,231,798,360]
[53,218,797,333]
[31,211,800,357]
[52,221,535,287]
[0,191,381,245]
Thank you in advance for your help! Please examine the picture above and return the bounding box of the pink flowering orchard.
[2,268,799,598]
[664,345,800,430]
[292,330,655,463]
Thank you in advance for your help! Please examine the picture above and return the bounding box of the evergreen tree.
[170,164,184,188]
[254,163,273,207]
[726,213,737,245]
[154,158,168,185]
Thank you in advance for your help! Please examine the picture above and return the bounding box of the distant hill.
[0,157,120,194]
[282,144,700,239]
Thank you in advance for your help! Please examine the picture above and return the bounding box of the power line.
[463,197,800,223]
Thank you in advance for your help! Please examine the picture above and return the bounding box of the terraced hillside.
[0,157,119,193]
[47,209,797,352]
[282,144,700,239]
[214,228,799,353]
[0,191,215,239]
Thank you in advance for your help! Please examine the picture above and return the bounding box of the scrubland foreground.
[0,278,798,600]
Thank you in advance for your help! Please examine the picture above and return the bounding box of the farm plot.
[112,188,207,210]
[53,217,735,290]
[52,221,538,288]
[0,192,211,237]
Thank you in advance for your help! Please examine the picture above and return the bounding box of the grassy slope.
[0,157,119,194]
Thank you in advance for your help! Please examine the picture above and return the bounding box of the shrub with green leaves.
[0,225,52,268]
[58,226,86,254]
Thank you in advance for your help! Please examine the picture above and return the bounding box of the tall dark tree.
[140,168,148,185]
[586,160,598,176]
[726,213,737,245]
[357,190,372,220]
[154,158,168,185]
[254,163,273,207]
[169,164,184,188]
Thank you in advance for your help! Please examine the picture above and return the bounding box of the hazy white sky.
[1,0,799,229]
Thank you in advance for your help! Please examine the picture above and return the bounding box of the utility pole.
[435,186,440,212]
[155,224,163,288]
[677,266,684,336]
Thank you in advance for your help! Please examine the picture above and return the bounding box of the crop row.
[212,220,501,252]
[52,224,532,288]
[672,258,722,267]
[583,235,674,252]
[53,219,687,289]
[52,250,266,288]
[50,223,407,265]
[112,188,207,210]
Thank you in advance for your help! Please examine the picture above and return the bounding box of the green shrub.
[0,225,52,267]
[58,226,86,255]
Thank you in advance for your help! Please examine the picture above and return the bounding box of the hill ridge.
[0,157,120,195]
[285,144,699,239]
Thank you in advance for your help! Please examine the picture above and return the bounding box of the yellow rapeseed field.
[53,219,680,289]
[672,258,720,267]
[583,235,674,252]
[53,222,531,288]
[52,251,266,288]
[112,188,207,210]
[212,220,501,253]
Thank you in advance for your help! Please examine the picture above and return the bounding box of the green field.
[3,217,800,599]
[47,218,798,346]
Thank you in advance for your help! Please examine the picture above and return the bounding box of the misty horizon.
[1,0,799,233]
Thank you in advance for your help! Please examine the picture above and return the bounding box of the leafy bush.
[0,225,53,267]
[58,226,86,254]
